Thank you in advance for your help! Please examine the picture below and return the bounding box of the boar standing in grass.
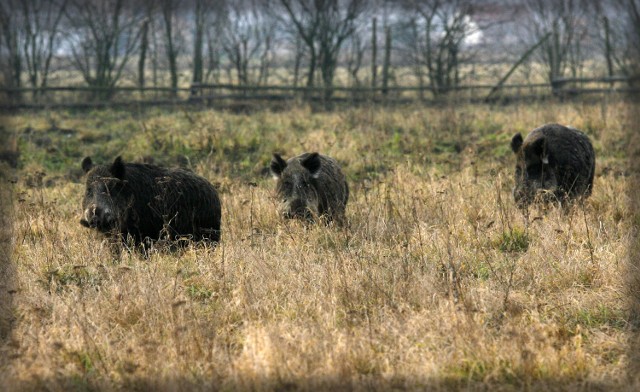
[80,156,221,250]
[271,152,349,224]
[510,123,595,208]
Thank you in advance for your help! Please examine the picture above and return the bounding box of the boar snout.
[81,204,115,231]
[283,199,313,220]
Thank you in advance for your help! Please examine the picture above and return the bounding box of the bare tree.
[64,0,144,99]
[345,29,365,86]
[290,34,305,86]
[137,0,156,89]
[0,0,23,95]
[399,0,480,96]
[371,16,378,88]
[276,0,366,96]
[204,16,224,83]
[317,0,366,93]
[399,17,426,97]
[192,0,210,86]
[382,24,392,95]
[18,0,68,95]
[138,17,150,88]
[589,0,640,76]
[257,21,277,84]
[159,0,184,97]
[523,0,590,83]
[620,0,640,78]
[220,0,278,86]
[626,0,640,55]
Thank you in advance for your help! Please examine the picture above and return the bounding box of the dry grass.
[0,99,635,390]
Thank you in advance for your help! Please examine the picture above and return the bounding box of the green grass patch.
[494,228,530,253]
[570,305,627,330]
[42,264,103,293]
[186,284,214,302]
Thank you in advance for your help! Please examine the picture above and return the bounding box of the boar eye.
[296,181,309,190]
[95,183,109,195]
[281,180,293,191]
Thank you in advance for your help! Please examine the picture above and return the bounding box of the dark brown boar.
[80,156,221,249]
[270,152,349,224]
[510,123,595,208]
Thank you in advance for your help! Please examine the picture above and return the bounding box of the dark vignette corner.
[0,108,17,365]
[627,16,640,387]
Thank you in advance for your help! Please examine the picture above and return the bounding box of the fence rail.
[0,77,636,110]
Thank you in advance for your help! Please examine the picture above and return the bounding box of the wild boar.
[80,156,221,249]
[270,152,349,224]
[510,123,595,207]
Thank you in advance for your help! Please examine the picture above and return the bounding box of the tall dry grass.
[0,99,634,390]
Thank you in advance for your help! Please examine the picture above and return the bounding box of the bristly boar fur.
[80,156,221,249]
[270,152,349,224]
[510,123,595,208]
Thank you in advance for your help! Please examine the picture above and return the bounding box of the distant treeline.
[1,0,639,101]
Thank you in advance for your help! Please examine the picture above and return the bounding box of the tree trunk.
[152,20,158,88]
[603,16,614,80]
[242,39,248,85]
[549,21,560,83]
[371,17,377,89]
[425,15,436,96]
[10,43,22,103]
[139,19,149,89]
[382,25,391,96]
[306,47,317,92]
[205,27,221,84]
[321,49,336,100]
[192,0,205,87]
[41,0,67,91]
[347,36,363,87]
[0,6,23,102]
[163,3,178,98]
[293,36,302,87]
[258,34,271,86]
[409,18,424,100]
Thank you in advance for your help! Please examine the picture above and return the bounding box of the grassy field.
[0,98,636,390]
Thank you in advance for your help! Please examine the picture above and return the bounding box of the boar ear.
[270,153,287,178]
[510,133,523,153]
[110,156,126,179]
[81,156,93,173]
[301,152,321,178]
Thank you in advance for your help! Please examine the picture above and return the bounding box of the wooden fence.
[0,76,636,110]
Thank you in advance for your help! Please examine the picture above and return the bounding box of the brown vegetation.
[0,99,635,390]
